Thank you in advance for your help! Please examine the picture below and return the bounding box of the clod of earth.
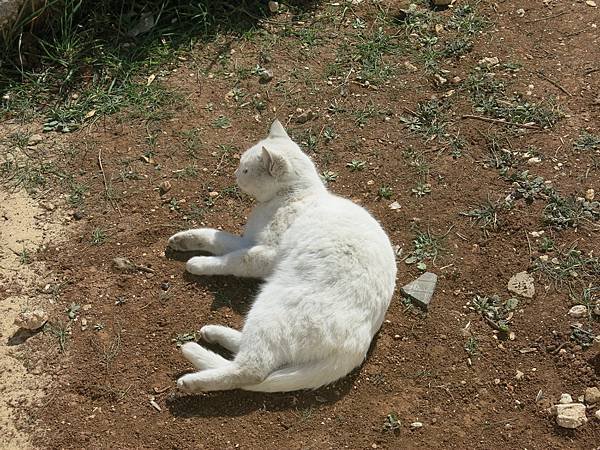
[159,181,172,195]
[13,309,48,330]
[507,272,535,298]
[552,402,588,429]
[585,387,600,405]
[568,305,588,319]
[401,272,437,310]
[112,257,155,273]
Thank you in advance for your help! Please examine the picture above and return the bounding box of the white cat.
[168,120,397,393]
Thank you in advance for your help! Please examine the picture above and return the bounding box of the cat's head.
[235,120,323,201]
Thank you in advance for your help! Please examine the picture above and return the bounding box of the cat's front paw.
[177,373,199,393]
[186,256,220,276]
[168,231,196,251]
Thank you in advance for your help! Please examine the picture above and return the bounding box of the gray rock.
[568,305,588,318]
[401,272,437,310]
[559,393,573,404]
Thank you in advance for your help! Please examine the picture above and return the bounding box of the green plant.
[573,131,600,151]
[346,160,366,172]
[460,199,502,233]
[469,294,518,333]
[411,182,432,197]
[400,100,448,138]
[378,185,393,199]
[405,229,446,270]
[66,302,81,320]
[44,321,71,353]
[212,115,231,129]
[539,237,555,253]
[91,227,107,245]
[383,412,401,432]
[321,171,338,183]
[464,336,479,356]
[18,248,31,265]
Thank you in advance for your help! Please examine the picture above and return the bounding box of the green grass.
[543,193,600,229]
[401,99,448,138]
[1,0,273,125]
[91,227,107,245]
[405,229,446,270]
[533,246,600,289]
[346,160,366,172]
[574,131,600,151]
[460,198,503,233]
[378,185,393,199]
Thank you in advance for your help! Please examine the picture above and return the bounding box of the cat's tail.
[241,357,361,393]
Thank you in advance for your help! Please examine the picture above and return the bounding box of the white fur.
[169,120,397,393]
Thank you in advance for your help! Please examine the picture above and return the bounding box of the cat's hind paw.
[186,256,219,276]
[177,373,198,393]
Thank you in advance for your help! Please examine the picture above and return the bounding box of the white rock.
[555,403,587,429]
[585,387,600,404]
[13,309,48,330]
[595,410,600,420]
[507,271,535,298]
[410,422,423,429]
[516,8,525,16]
[568,305,588,319]
[28,134,43,146]
[559,393,573,404]
[404,61,418,72]
[389,201,401,210]
[268,1,279,12]
[478,56,500,67]
[586,188,595,201]
[515,370,524,380]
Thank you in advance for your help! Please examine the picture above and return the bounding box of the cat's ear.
[268,120,289,139]
[262,146,288,178]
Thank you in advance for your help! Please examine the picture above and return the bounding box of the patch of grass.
[543,193,600,229]
[506,171,552,205]
[66,302,81,320]
[353,101,380,127]
[0,157,65,192]
[400,99,448,138]
[533,246,600,289]
[539,237,555,253]
[321,171,338,184]
[18,248,31,265]
[411,182,432,197]
[574,131,600,151]
[174,165,199,179]
[460,198,503,233]
[91,227,107,245]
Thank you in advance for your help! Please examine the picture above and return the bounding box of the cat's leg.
[177,362,266,393]
[200,325,241,353]
[186,245,276,278]
[168,229,247,255]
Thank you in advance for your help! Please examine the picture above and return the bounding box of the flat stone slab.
[507,271,535,298]
[401,272,438,310]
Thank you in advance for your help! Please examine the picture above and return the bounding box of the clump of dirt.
[0,189,66,450]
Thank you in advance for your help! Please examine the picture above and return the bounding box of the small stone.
[432,0,452,5]
[389,201,401,210]
[295,109,317,124]
[451,76,462,84]
[403,61,418,72]
[586,189,595,201]
[559,393,573,404]
[81,318,88,331]
[515,370,524,380]
[586,0,597,7]
[259,69,273,84]
[28,134,43,146]
[539,255,549,262]
[595,410,600,420]
[478,56,500,68]
[208,191,219,198]
[516,8,525,16]
[401,272,437,310]
[568,305,588,319]
[527,157,541,164]
[14,310,48,330]
[585,387,600,404]
[39,201,55,211]
[268,0,279,12]
[410,421,423,429]
[555,403,587,429]
[159,180,172,195]
[72,210,84,220]
[113,257,137,272]
[507,271,535,298]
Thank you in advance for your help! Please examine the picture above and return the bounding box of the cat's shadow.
[165,368,359,418]
[166,248,259,314]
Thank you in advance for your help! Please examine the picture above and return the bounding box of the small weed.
[353,102,379,127]
[174,165,199,179]
[411,182,432,197]
[573,131,600,151]
[18,248,31,265]
[66,303,81,320]
[383,412,401,432]
[506,171,551,204]
[91,227,107,245]
[378,185,393,200]
[172,332,199,348]
[212,116,231,129]
[405,229,446,270]
[321,171,338,183]
[180,128,202,158]
[67,181,88,206]
[469,294,518,333]
[346,160,366,172]
[168,198,181,211]
[539,237,555,253]
[44,321,71,353]
[93,323,105,332]
[186,204,205,221]
[323,127,336,142]
[464,336,479,357]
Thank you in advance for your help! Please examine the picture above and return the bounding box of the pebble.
[586,0,597,7]
[586,189,595,201]
[515,370,524,380]
[268,1,279,12]
[478,56,500,68]
[295,109,317,124]
[259,69,273,84]
[389,201,401,210]
[585,387,600,404]
[595,410,600,420]
[404,61,418,72]
[28,134,43,146]
[159,181,172,195]
[568,305,588,318]
[559,393,573,404]
[401,272,438,310]
[410,422,423,429]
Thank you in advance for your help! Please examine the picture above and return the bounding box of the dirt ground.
[1,0,600,448]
